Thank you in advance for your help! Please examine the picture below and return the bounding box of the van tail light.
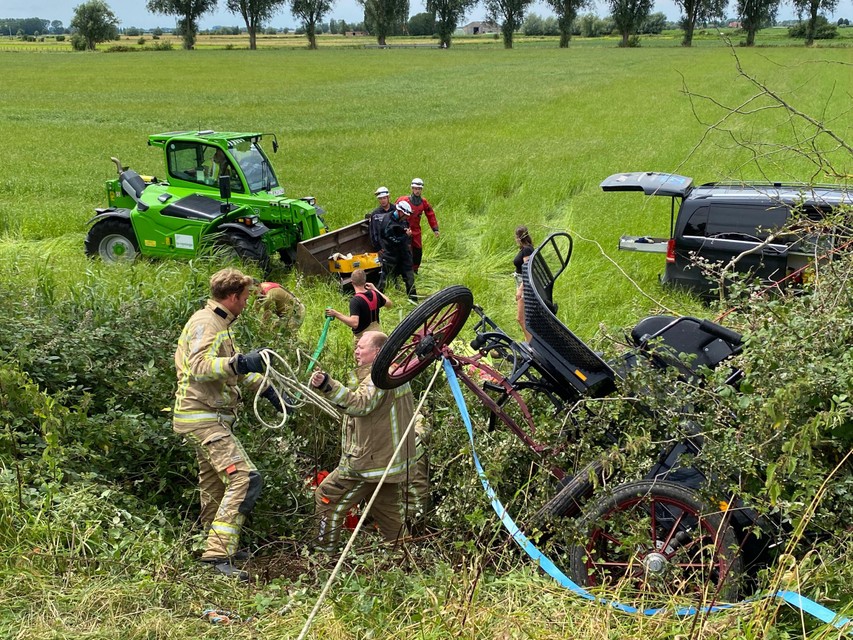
[666,239,676,264]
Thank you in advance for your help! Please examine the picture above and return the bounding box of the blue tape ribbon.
[442,358,850,629]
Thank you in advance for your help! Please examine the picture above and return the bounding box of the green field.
[3,43,851,334]
[1,43,852,638]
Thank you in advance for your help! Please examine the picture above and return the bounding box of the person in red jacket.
[396,178,439,273]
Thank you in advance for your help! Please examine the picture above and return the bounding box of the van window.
[705,204,788,240]
[683,206,708,236]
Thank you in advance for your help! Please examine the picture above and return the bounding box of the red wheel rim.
[385,300,468,383]
[581,493,731,599]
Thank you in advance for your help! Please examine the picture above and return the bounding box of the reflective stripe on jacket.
[321,365,416,482]
[173,299,263,427]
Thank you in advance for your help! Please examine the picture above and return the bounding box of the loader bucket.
[296,218,377,277]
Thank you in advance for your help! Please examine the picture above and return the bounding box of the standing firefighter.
[309,331,416,550]
[378,201,418,302]
[396,178,439,273]
[173,268,283,579]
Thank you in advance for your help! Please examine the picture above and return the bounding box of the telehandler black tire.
[85,219,139,263]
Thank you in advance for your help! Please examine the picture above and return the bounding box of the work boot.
[231,549,252,563]
[201,558,249,581]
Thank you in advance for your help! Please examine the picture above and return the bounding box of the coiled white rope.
[295,360,444,640]
[252,348,342,428]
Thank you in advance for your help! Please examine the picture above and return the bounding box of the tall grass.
[1,45,852,639]
[2,44,850,336]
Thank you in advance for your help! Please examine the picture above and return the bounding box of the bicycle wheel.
[371,285,474,389]
[569,480,742,605]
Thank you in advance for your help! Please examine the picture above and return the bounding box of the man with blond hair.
[309,331,416,550]
[173,267,282,579]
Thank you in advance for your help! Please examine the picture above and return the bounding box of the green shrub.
[70,33,87,50]
[788,16,839,39]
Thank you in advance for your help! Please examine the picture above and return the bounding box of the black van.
[601,172,852,297]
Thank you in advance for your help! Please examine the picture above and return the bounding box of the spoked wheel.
[372,285,474,389]
[569,481,742,605]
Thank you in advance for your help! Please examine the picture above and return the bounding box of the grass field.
[2,41,851,336]
[1,42,852,639]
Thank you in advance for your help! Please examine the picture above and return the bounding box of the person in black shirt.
[326,269,392,345]
[514,226,534,342]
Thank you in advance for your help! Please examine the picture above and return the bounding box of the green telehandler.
[84,130,329,274]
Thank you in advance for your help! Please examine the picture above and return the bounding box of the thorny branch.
[678,38,853,182]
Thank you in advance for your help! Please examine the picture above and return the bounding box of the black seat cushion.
[631,315,738,372]
[160,194,226,221]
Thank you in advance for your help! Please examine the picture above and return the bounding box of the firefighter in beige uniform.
[173,268,283,578]
[310,331,416,550]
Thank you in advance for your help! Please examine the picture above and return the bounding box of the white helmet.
[375,186,390,198]
[395,201,413,216]
[411,178,424,189]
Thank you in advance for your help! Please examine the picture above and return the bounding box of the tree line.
[11,0,847,53]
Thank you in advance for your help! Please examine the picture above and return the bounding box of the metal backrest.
[522,232,616,397]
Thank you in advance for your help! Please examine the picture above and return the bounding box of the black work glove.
[234,348,269,375]
[261,386,284,413]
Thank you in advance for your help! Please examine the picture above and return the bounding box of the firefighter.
[309,331,416,550]
[396,178,439,273]
[256,281,305,334]
[173,268,283,579]
[325,268,393,346]
[377,201,417,302]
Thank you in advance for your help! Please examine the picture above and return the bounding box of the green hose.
[305,316,332,374]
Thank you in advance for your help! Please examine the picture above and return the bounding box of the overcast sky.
[4,0,852,30]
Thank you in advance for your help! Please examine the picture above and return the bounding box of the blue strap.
[441,358,850,628]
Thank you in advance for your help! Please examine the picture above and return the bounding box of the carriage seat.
[522,233,616,398]
[631,315,743,374]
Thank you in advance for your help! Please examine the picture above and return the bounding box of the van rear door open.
[600,172,693,254]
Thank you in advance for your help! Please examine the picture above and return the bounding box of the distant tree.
[408,11,436,35]
[788,14,838,38]
[146,0,217,49]
[608,0,653,46]
[152,26,164,35]
[737,0,779,44]
[547,0,591,46]
[426,0,475,47]
[51,20,64,33]
[791,0,838,44]
[485,0,534,47]
[70,0,120,50]
[360,0,408,45]
[639,10,667,32]
[291,0,335,48]
[225,0,286,49]
[674,0,726,45]
[523,12,544,34]
[125,26,141,36]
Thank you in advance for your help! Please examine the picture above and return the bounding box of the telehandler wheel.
[216,232,271,275]
[85,219,139,263]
